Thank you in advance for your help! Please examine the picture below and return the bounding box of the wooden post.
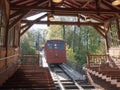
[38,54,40,66]
[116,18,120,45]
[87,55,90,68]
[104,35,109,54]
[5,0,10,68]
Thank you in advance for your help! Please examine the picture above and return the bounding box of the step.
[81,85,95,89]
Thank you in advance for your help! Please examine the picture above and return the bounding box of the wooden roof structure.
[8,0,120,51]
[9,0,120,34]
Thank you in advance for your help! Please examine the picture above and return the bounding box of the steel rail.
[50,64,84,90]
[59,64,84,90]
[54,71,65,90]
[49,65,65,90]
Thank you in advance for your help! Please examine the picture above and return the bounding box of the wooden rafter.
[92,25,105,38]
[21,20,104,26]
[102,0,120,10]
[20,13,48,36]
[21,24,29,30]
[27,0,41,6]
[17,0,34,5]
[24,11,42,18]
[90,15,104,22]
[10,6,120,14]
[116,18,120,44]
[81,0,93,8]
[64,1,76,8]
[9,10,30,30]
[64,1,80,8]
[95,0,101,15]
[37,0,49,7]
[20,25,32,36]
[10,10,27,20]
[96,25,106,33]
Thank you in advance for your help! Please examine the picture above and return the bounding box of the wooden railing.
[87,55,110,68]
[20,54,40,66]
[7,48,20,66]
[0,48,20,71]
[109,47,120,68]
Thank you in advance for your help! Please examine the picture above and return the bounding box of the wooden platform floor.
[0,65,57,90]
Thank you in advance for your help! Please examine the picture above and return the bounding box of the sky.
[26,12,48,30]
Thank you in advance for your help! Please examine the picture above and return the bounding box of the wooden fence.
[87,55,110,68]
[20,54,40,66]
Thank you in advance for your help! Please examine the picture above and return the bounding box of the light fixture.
[52,0,63,3]
[48,13,54,21]
[112,0,120,6]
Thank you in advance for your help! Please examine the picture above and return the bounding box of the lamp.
[112,0,120,6]
[52,0,62,3]
[48,13,54,21]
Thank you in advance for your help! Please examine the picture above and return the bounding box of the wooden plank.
[10,5,120,14]
[9,10,30,30]
[21,20,104,26]
[92,25,105,38]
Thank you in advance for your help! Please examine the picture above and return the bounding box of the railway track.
[49,64,95,90]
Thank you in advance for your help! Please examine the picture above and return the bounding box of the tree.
[46,25,63,40]
[20,31,36,54]
[45,17,105,69]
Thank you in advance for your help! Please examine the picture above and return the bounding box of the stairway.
[0,65,57,90]
[109,47,120,68]
[84,67,120,90]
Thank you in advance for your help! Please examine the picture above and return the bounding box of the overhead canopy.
[9,0,120,35]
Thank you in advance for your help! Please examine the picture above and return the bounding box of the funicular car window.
[59,42,65,50]
[47,42,52,49]
[54,43,59,49]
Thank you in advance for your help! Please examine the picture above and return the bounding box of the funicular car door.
[53,40,66,63]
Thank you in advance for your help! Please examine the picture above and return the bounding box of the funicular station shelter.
[0,0,120,90]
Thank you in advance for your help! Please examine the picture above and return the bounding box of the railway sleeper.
[0,87,57,90]
[0,84,56,88]
[64,85,79,89]
[81,85,95,89]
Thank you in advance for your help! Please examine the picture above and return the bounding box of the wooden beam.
[22,13,48,27]
[17,0,34,6]
[21,24,29,30]
[64,1,79,8]
[10,10,21,19]
[9,10,30,30]
[104,16,116,23]
[26,1,39,6]
[95,0,101,15]
[81,0,93,8]
[116,18,120,45]
[36,13,48,20]
[90,15,104,22]
[10,6,120,14]
[92,25,105,38]
[20,13,48,36]
[20,25,32,36]
[104,35,109,53]
[21,20,104,26]
[102,0,120,10]
[93,26,109,52]
[24,11,42,18]
[96,25,106,33]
